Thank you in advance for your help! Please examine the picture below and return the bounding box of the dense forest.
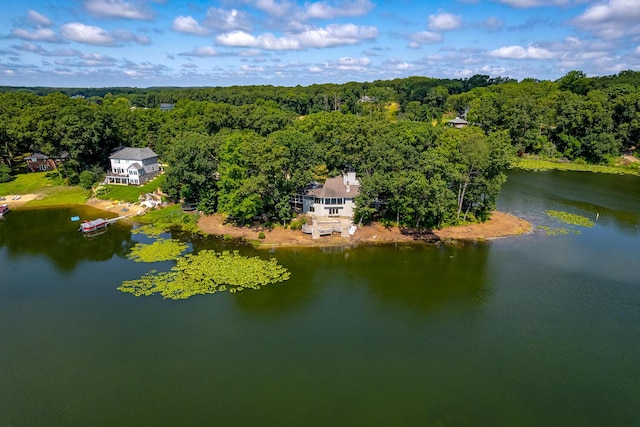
[1,70,639,228]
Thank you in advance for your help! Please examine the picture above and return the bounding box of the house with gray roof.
[295,172,360,218]
[447,117,469,128]
[106,147,161,185]
[25,152,56,172]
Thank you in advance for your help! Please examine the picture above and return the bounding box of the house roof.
[28,152,49,160]
[110,147,158,161]
[448,117,468,124]
[128,162,144,170]
[309,176,360,199]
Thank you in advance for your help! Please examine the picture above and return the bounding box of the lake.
[1,170,639,426]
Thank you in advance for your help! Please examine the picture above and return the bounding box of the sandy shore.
[0,193,40,207]
[197,211,532,247]
[86,200,532,245]
[4,195,531,245]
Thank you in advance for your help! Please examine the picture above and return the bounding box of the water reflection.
[501,169,640,233]
[349,243,490,313]
[0,206,136,271]
[225,242,491,318]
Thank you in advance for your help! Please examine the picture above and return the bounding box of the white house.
[106,147,161,185]
[294,172,360,218]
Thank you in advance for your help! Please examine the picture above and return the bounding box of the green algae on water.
[119,250,290,300]
[126,238,188,263]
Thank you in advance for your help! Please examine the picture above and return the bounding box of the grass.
[98,174,167,203]
[136,203,200,233]
[0,171,60,194]
[27,187,88,206]
[0,171,89,206]
[515,157,640,176]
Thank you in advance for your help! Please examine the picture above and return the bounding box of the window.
[329,208,339,215]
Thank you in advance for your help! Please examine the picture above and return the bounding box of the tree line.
[1,70,638,227]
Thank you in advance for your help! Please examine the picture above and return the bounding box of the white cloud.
[247,0,374,22]
[496,0,575,7]
[14,42,82,57]
[216,24,377,50]
[179,46,219,57]
[337,56,371,70]
[408,31,443,48]
[216,31,300,50]
[172,16,210,36]
[295,24,378,48]
[300,0,374,20]
[204,8,252,32]
[479,65,507,75]
[479,16,505,31]
[60,23,149,46]
[240,49,263,57]
[489,44,558,59]
[382,59,417,72]
[84,0,154,20]
[251,0,293,18]
[573,0,640,40]
[240,64,265,73]
[27,10,53,27]
[52,52,118,67]
[112,29,151,44]
[427,12,463,32]
[62,23,115,46]
[11,28,59,42]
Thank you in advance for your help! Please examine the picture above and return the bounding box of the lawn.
[98,174,167,203]
[0,172,89,206]
[0,171,61,194]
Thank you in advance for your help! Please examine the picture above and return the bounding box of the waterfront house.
[26,152,56,172]
[448,117,469,128]
[292,172,360,218]
[105,147,161,185]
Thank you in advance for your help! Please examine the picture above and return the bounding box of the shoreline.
[7,194,532,246]
[196,210,532,247]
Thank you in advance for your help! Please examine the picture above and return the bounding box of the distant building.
[448,117,469,128]
[160,103,175,111]
[292,172,360,218]
[25,152,56,172]
[105,147,161,185]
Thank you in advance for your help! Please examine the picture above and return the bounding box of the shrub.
[79,170,95,190]
[258,232,266,239]
[290,216,308,230]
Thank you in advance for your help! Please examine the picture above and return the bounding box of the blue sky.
[1,0,639,87]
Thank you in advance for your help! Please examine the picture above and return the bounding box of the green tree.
[163,133,219,213]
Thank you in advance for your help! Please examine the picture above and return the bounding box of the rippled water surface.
[1,170,639,426]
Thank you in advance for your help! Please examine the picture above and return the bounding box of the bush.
[79,170,95,190]
[258,232,266,239]
[0,164,12,183]
[290,216,308,231]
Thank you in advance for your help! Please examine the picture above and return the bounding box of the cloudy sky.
[1,0,639,87]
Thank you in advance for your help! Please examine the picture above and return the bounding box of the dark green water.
[1,170,639,426]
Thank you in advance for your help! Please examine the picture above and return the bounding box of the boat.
[79,218,109,233]
[0,203,9,216]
